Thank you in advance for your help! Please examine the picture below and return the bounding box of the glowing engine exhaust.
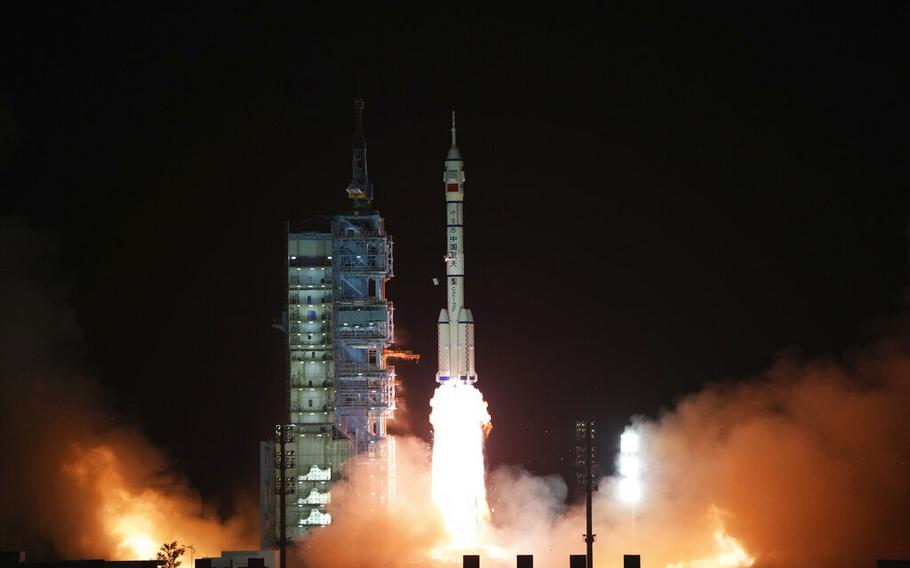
[430,383,491,548]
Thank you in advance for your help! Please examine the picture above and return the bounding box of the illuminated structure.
[261,99,397,546]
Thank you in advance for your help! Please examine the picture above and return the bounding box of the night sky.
[2,3,907,513]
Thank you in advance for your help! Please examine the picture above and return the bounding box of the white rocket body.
[436,114,477,384]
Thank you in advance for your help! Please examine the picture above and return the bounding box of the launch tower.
[261,99,397,545]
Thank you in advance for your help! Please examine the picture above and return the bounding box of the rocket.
[436,112,477,384]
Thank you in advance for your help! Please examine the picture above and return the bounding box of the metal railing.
[335,326,389,340]
[289,340,332,349]
[288,323,330,333]
[332,229,382,239]
[290,353,332,362]
[288,279,331,288]
[334,297,386,307]
[289,296,331,304]
[288,258,332,267]
[291,402,333,413]
[333,258,388,273]
[290,377,334,388]
[288,313,332,323]
[335,363,387,375]
[334,390,393,407]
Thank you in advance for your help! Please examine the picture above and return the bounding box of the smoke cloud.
[608,338,910,567]
[302,325,910,568]
[297,437,446,567]
[5,214,908,566]
[0,217,255,560]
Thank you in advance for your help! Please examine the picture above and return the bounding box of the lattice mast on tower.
[345,97,373,212]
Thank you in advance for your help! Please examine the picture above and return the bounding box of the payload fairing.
[436,113,477,385]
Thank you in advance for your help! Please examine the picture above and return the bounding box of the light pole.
[275,424,297,568]
[575,420,598,568]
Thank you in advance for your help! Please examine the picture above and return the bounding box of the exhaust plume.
[430,383,492,549]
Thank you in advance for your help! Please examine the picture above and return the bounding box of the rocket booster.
[436,112,477,385]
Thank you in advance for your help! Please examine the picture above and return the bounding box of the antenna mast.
[346,97,373,213]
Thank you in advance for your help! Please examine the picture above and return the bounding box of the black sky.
[1,3,908,510]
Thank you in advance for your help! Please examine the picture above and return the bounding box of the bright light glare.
[616,426,643,505]
[61,445,229,560]
[119,531,156,559]
[712,528,756,567]
[618,455,640,477]
[618,477,642,503]
[430,382,492,549]
[620,431,640,453]
[665,518,756,568]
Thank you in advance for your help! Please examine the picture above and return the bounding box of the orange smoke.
[0,219,255,560]
[61,444,253,559]
[0,378,257,560]
[663,508,755,568]
[487,333,910,567]
[622,338,910,567]
[303,325,910,568]
[298,437,447,568]
[6,218,910,567]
